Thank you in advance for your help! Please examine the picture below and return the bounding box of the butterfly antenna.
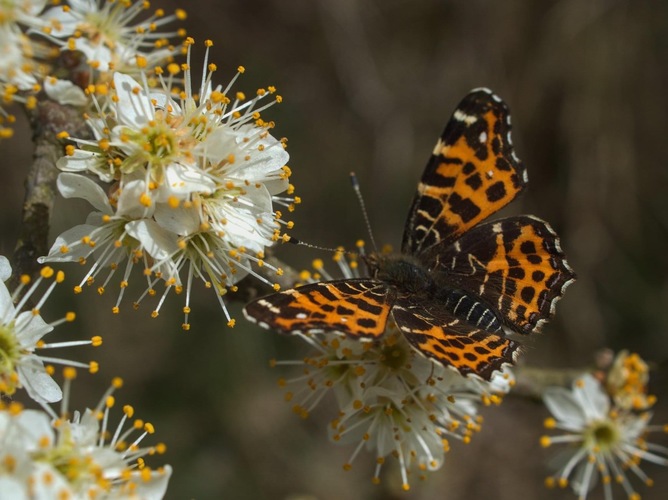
[350,172,378,253]
[285,235,341,252]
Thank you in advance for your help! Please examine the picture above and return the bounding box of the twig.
[11,97,90,285]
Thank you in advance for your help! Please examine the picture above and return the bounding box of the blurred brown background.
[2,0,668,498]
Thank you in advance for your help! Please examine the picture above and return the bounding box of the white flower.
[541,373,668,500]
[0,257,100,403]
[0,25,38,90]
[0,0,47,29]
[0,374,172,499]
[41,39,298,329]
[37,0,185,73]
[270,252,513,490]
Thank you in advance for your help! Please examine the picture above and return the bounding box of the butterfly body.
[365,253,434,294]
[244,89,575,380]
[365,251,504,332]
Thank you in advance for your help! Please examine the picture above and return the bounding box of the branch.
[11,98,90,285]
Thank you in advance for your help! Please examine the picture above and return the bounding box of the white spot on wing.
[258,299,281,315]
[454,109,478,125]
[432,138,445,155]
[296,312,307,319]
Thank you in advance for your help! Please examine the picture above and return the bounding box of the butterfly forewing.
[402,89,528,256]
[243,280,395,338]
[427,215,576,334]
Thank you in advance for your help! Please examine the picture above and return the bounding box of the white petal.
[113,73,154,128]
[159,163,216,198]
[0,478,28,499]
[116,179,154,219]
[57,173,112,213]
[573,374,609,420]
[15,310,52,348]
[543,386,587,429]
[43,78,88,106]
[127,464,172,500]
[38,224,99,263]
[67,0,95,13]
[56,149,113,183]
[0,255,10,281]
[202,126,289,193]
[30,462,72,499]
[16,409,54,450]
[153,203,201,236]
[39,8,78,37]
[0,277,14,322]
[125,219,179,261]
[17,356,63,403]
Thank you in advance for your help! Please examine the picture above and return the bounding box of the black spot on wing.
[448,192,481,223]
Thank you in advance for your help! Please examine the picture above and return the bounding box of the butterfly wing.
[425,215,575,335]
[402,89,527,256]
[392,296,520,379]
[243,279,396,339]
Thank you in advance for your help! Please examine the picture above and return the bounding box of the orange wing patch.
[392,302,519,379]
[243,280,395,339]
[403,89,528,254]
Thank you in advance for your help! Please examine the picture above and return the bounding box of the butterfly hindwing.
[392,296,520,379]
[243,279,395,338]
[426,215,575,334]
[402,88,528,256]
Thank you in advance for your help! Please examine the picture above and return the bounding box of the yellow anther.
[63,367,77,380]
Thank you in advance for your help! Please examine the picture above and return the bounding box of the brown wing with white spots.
[426,216,576,335]
[402,89,528,256]
[243,279,396,338]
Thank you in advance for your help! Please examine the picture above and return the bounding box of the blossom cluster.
[0,0,185,137]
[0,373,171,498]
[541,351,668,500]
[0,256,98,404]
[271,251,514,490]
[39,39,296,328]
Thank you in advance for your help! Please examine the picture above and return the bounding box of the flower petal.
[0,255,10,281]
[153,203,201,236]
[44,78,88,106]
[543,386,588,429]
[125,219,179,262]
[38,224,100,263]
[57,173,113,213]
[113,73,153,128]
[56,149,113,182]
[17,356,63,403]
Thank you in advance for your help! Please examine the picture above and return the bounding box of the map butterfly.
[244,89,576,380]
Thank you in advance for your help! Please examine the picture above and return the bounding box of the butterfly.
[243,88,576,380]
